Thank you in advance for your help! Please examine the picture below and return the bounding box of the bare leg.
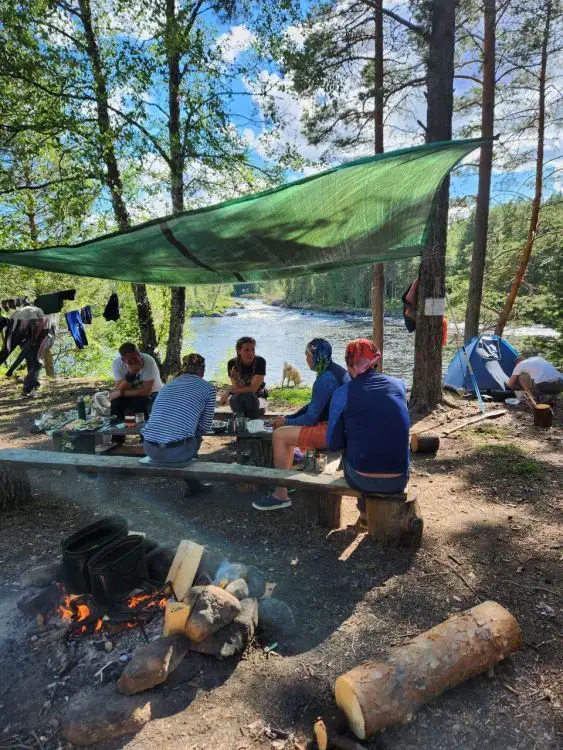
[272,425,301,501]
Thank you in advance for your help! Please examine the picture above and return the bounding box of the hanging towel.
[65,310,88,349]
[80,305,92,324]
[103,293,120,321]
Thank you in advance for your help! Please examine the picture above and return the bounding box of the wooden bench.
[0,449,423,545]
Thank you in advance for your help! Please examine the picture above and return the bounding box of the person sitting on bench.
[141,353,216,497]
[110,342,162,426]
[219,336,267,419]
[507,351,562,400]
[253,338,348,511]
[327,338,410,531]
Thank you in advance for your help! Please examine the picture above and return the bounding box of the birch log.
[335,601,522,739]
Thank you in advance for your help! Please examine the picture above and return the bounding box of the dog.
[282,361,302,388]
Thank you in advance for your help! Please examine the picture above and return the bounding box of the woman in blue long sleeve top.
[252,338,349,511]
[327,338,410,528]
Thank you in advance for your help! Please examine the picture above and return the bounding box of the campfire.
[57,587,169,639]
[16,517,296,746]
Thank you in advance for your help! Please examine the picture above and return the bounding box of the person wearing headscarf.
[219,336,267,418]
[327,338,409,529]
[253,338,349,511]
[141,353,216,496]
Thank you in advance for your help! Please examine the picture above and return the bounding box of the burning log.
[184,585,241,643]
[166,540,204,601]
[334,601,522,739]
[163,600,191,637]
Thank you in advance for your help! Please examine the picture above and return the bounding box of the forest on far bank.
[265,196,562,362]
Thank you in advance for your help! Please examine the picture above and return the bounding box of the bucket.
[88,534,148,608]
[61,516,128,594]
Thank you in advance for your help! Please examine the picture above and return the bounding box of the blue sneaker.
[252,495,292,511]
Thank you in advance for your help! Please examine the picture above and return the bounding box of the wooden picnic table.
[50,419,275,466]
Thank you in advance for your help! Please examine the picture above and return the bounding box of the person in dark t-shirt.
[220,336,267,418]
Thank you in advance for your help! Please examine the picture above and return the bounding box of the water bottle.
[77,395,87,420]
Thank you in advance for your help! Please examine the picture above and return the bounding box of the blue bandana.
[307,338,332,374]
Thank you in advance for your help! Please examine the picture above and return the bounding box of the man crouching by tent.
[507,351,563,400]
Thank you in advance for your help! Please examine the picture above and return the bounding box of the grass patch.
[268,386,311,408]
[473,443,541,477]
[468,424,510,441]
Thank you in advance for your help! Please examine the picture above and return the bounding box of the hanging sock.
[80,305,93,324]
[103,293,120,321]
[65,310,88,349]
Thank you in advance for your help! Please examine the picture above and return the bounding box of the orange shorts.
[297,422,328,451]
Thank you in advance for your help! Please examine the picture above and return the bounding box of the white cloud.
[216,25,254,62]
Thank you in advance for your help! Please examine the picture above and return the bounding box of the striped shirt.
[142,374,216,445]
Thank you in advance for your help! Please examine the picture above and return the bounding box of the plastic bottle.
[77,395,87,420]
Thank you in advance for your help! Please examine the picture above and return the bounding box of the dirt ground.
[0,377,561,750]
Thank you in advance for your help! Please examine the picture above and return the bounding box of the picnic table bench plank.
[0,448,361,496]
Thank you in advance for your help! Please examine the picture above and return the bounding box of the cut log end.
[0,466,32,512]
[410,433,440,454]
[334,679,366,740]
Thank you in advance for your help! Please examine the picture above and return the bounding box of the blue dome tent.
[444,335,519,396]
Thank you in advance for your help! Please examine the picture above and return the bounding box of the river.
[188,299,558,387]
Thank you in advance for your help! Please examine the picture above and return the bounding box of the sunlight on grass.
[268,386,311,408]
[473,443,541,476]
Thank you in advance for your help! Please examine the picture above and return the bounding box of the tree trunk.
[77,0,159,363]
[494,0,551,336]
[371,0,385,370]
[464,0,496,343]
[161,0,187,380]
[410,0,456,414]
[335,601,522,739]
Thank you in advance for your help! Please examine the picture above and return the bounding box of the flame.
[128,593,151,609]
[94,619,103,633]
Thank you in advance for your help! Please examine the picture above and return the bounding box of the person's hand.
[219,390,230,406]
[271,416,286,429]
[230,366,241,385]
[109,390,121,401]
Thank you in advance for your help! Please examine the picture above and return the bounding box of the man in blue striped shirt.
[142,353,216,495]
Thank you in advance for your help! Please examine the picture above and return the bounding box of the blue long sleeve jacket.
[327,370,410,474]
[286,364,349,426]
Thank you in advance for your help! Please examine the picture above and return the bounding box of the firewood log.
[533,404,552,428]
[410,433,440,454]
[334,601,522,739]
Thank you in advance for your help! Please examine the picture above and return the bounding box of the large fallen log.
[334,601,522,739]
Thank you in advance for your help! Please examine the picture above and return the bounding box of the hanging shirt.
[34,290,75,314]
[142,375,216,444]
[111,352,163,393]
[103,293,120,321]
[327,370,410,475]
[513,357,562,384]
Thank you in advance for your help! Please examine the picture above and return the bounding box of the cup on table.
[135,413,145,425]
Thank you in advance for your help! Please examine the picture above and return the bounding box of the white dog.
[282,361,302,388]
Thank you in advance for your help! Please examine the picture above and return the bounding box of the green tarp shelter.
[1,138,489,285]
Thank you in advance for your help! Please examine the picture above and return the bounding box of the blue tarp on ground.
[444,335,519,394]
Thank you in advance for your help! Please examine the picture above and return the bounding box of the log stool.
[364,490,423,546]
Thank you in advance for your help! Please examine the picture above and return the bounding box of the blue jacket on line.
[327,370,410,474]
[286,363,349,427]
